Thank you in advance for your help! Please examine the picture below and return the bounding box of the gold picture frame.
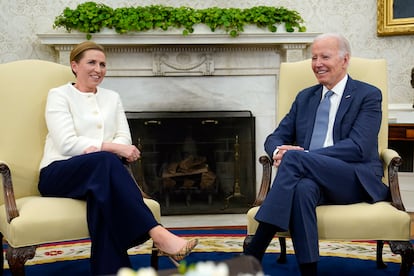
[377,0,414,36]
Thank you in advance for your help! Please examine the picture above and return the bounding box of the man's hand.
[273,145,305,167]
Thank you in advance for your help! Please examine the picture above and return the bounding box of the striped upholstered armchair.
[243,57,414,275]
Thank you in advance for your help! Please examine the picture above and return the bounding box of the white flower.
[117,267,157,276]
[117,261,265,276]
[184,261,229,276]
[136,267,158,276]
[117,267,137,276]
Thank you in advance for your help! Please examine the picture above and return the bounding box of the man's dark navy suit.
[255,75,390,264]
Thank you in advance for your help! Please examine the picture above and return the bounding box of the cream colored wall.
[0,0,413,104]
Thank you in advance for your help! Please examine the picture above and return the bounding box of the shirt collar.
[322,74,348,98]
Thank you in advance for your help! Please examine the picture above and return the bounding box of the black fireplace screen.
[127,111,256,215]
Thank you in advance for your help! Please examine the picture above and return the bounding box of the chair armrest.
[254,150,406,212]
[122,159,151,199]
[381,148,400,166]
[252,155,273,207]
[380,149,405,211]
[0,160,19,222]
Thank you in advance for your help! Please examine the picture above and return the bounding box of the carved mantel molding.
[38,30,319,49]
[38,31,320,77]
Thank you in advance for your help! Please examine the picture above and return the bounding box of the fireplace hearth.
[127,111,255,215]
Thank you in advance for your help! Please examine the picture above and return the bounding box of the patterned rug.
[5,226,401,268]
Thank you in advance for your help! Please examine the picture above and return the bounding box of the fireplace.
[38,30,317,214]
[127,111,255,215]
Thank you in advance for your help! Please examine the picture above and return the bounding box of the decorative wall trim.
[388,104,414,123]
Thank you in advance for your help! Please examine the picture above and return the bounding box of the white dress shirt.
[322,74,348,147]
[39,83,131,169]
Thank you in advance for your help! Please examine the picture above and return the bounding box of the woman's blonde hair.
[70,41,105,63]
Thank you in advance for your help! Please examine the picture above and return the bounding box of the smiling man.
[243,33,390,276]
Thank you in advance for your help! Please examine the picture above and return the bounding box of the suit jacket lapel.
[333,77,355,142]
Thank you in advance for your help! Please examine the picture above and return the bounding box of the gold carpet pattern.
[5,235,401,268]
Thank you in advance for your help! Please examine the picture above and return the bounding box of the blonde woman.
[38,41,197,275]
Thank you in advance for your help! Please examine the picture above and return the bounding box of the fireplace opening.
[127,111,256,215]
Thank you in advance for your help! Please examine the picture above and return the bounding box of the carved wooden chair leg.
[375,240,387,268]
[277,237,287,264]
[151,242,159,270]
[242,234,253,253]
[0,234,3,275]
[389,240,414,276]
[6,245,36,276]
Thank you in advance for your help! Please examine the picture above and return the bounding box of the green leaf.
[53,2,306,39]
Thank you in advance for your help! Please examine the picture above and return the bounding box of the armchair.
[0,60,161,275]
[243,58,414,275]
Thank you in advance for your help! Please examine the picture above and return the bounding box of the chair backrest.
[277,57,388,153]
[0,60,74,204]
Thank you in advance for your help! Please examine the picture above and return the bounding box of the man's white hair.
[312,33,351,58]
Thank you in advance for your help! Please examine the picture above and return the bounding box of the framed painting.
[377,0,414,36]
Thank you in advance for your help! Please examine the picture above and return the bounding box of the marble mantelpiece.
[38,30,320,192]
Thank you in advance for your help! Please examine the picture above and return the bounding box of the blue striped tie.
[309,90,334,150]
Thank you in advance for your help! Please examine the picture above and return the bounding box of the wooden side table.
[388,123,414,172]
